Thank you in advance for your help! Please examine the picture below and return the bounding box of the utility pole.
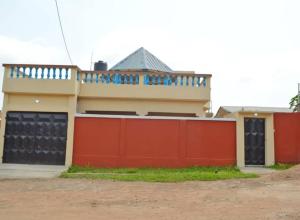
[297,83,300,112]
[90,51,94,71]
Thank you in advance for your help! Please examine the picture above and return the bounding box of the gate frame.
[0,95,76,166]
[233,112,274,167]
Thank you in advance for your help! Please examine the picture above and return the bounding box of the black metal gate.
[244,118,265,165]
[3,112,68,165]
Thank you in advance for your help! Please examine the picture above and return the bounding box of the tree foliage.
[289,95,299,112]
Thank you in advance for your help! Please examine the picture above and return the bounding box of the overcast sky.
[0,0,299,112]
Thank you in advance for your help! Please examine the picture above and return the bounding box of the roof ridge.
[110,47,173,72]
[142,47,147,69]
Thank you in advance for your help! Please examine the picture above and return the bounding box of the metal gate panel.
[244,118,265,165]
[3,112,68,165]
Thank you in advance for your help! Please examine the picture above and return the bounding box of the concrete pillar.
[0,94,9,163]
[265,114,275,166]
[235,114,245,167]
[64,96,77,166]
[235,112,275,167]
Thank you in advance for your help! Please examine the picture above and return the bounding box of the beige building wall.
[0,66,78,166]
[78,98,206,116]
[77,72,211,116]
[0,94,77,166]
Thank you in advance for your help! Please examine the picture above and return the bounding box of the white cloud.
[0,35,65,64]
[89,27,300,112]
[0,35,66,108]
[0,26,299,113]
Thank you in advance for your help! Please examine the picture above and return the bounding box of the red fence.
[73,116,236,168]
[274,113,300,163]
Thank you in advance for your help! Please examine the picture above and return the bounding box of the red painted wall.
[73,117,236,167]
[274,113,300,163]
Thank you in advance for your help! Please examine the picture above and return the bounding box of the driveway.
[0,165,299,220]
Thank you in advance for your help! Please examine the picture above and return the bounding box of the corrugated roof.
[110,47,173,72]
[221,106,293,113]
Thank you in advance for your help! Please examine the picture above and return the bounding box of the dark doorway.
[3,112,68,165]
[244,118,265,165]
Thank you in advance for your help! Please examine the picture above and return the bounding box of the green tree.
[289,95,299,112]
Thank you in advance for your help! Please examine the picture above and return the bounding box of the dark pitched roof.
[110,47,173,72]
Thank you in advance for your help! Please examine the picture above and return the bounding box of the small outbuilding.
[216,106,293,167]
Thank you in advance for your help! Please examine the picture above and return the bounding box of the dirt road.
[0,166,300,220]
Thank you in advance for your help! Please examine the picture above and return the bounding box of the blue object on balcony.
[84,73,88,82]
[124,75,128,84]
[174,76,178,86]
[151,75,155,85]
[29,67,33,78]
[118,73,121,84]
[144,74,149,85]
[117,73,121,84]
[106,74,110,83]
[168,75,172,86]
[53,68,56,79]
[203,77,206,87]
[146,74,150,85]
[129,74,133,84]
[197,77,200,86]
[65,68,69,79]
[77,71,80,81]
[180,76,183,86]
[113,73,117,84]
[118,73,122,84]
[135,74,139,84]
[95,73,99,83]
[163,75,168,85]
[99,73,105,83]
[35,67,39,79]
[59,68,62,79]
[22,67,26,78]
[157,75,161,85]
[41,67,45,79]
[90,73,93,83]
[10,66,14,78]
[192,77,195,87]
[87,73,90,83]
[47,68,50,79]
[101,74,105,83]
[16,67,20,78]
[112,73,116,84]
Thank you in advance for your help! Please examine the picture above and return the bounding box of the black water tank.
[94,61,107,71]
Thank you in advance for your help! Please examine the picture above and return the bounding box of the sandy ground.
[0,166,300,220]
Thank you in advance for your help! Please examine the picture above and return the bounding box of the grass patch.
[61,166,257,182]
[266,163,295,170]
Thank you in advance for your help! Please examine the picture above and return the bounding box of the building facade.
[0,47,212,166]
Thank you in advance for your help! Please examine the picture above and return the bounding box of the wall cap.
[75,113,236,121]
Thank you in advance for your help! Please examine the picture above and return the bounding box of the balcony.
[78,70,210,101]
[2,64,78,95]
[2,64,211,116]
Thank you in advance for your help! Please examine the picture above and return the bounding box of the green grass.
[61,166,257,182]
[266,163,295,170]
